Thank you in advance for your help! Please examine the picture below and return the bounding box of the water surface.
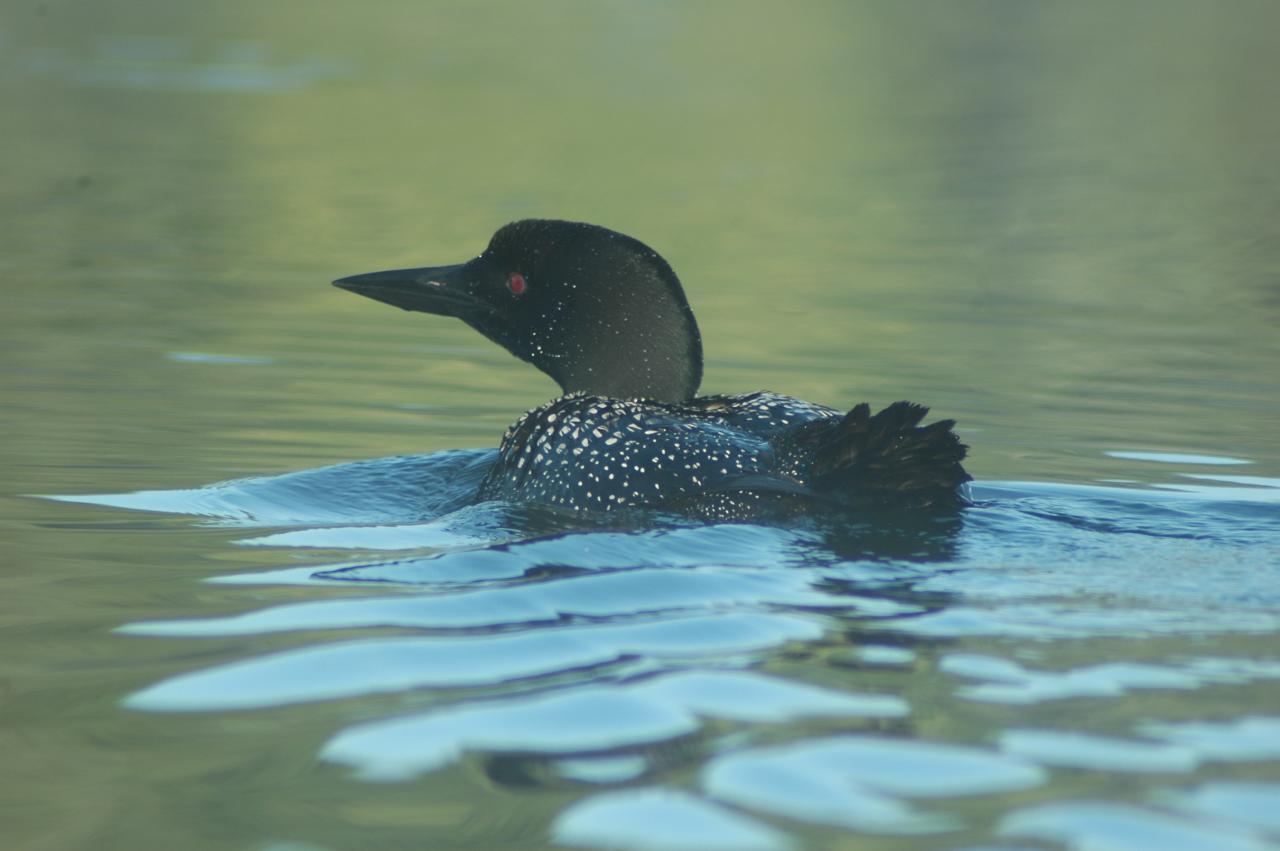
[4,2,1279,849]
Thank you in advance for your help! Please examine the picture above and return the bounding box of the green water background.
[3,2,1279,849]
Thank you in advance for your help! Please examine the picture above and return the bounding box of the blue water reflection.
[554,788,791,851]
[999,801,1273,851]
[323,671,902,782]
[701,736,1045,834]
[125,613,827,712]
[55,445,1280,846]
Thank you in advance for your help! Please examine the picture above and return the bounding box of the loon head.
[334,219,703,403]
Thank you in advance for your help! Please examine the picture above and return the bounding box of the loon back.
[334,219,971,516]
[478,392,968,516]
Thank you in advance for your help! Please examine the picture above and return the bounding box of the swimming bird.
[334,220,970,518]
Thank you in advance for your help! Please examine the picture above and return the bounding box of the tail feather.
[796,401,971,508]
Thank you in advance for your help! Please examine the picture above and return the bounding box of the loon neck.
[528,288,703,402]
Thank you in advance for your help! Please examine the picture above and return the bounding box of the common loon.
[334,219,970,518]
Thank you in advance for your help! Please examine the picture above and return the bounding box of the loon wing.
[804,401,971,508]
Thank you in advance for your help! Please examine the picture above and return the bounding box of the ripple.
[73,452,1280,845]
[847,645,917,666]
[165,351,275,365]
[553,788,792,850]
[237,511,510,551]
[887,605,1280,638]
[940,654,1200,704]
[999,729,1199,773]
[1158,474,1280,503]
[553,755,649,784]
[703,736,1046,833]
[1107,451,1252,465]
[321,670,900,781]
[19,37,350,93]
[48,450,496,527]
[1161,781,1280,835]
[124,613,827,711]
[310,523,822,574]
[121,565,900,637]
[1136,717,1280,762]
[998,801,1272,851]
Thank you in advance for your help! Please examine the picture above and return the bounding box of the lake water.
[4,2,1280,849]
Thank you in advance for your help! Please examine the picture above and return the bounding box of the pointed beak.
[332,263,492,318]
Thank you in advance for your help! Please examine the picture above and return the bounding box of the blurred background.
[5,0,1278,488]
[2,2,1279,849]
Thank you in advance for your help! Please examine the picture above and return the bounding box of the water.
[4,2,1280,849]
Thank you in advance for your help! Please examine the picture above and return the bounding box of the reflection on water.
[554,788,792,851]
[322,672,903,783]
[999,800,1274,851]
[6,0,1280,848]
[700,735,1044,833]
[49,446,1280,848]
[19,35,349,92]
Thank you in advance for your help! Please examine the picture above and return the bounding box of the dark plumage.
[335,219,970,517]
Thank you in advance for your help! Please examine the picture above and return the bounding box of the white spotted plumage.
[477,390,838,516]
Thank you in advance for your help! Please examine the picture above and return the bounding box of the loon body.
[335,220,969,517]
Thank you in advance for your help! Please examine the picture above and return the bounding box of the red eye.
[507,273,527,295]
